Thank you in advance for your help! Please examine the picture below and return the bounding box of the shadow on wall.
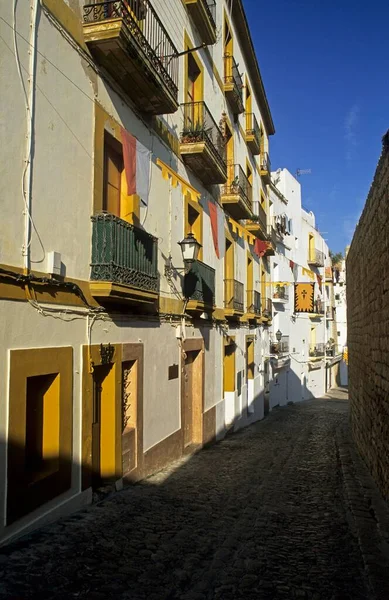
[0,392,361,600]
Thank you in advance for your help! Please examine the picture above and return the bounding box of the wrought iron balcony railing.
[325,343,338,357]
[309,343,325,357]
[223,163,252,208]
[83,0,178,97]
[203,0,216,29]
[270,336,289,355]
[223,54,244,112]
[273,285,288,301]
[184,260,215,307]
[91,213,158,293]
[260,151,271,173]
[249,200,267,233]
[224,279,244,313]
[247,290,261,315]
[262,296,272,319]
[326,306,334,320]
[245,113,261,150]
[313,299,325,314]
[308,248,325,267]
[180,101,226,170]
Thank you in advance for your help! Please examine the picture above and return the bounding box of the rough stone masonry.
[347,129,389,502]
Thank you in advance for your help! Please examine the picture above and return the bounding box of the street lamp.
[178,232,202,272]
[275,329,282,342]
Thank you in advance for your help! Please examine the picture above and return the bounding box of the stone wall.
[347,131,389,502]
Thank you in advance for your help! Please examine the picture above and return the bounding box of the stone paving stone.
[0,392,387,599]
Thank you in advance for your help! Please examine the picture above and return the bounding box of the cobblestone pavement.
[1,390,388,600]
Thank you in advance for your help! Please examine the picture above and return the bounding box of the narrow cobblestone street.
[1,390,388,600]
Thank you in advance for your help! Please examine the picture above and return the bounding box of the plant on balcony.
[273,284,285,299]
[181,122,210,144]
[231,175,240,193]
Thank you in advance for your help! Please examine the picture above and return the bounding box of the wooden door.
[91,363,117,488]
[92,364,111,488]
[122,360,137,476]
[183,351,196,447]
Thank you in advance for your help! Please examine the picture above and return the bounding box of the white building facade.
[267,169,342,406]
[0,0,277,543]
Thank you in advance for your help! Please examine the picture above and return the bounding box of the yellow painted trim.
[7,346,73,523]
[185,194,203,261]
[156,158,201,202]
[43,0,88,52]
[159,296,184,315]
[184,31,204,103]
[213,307,226,320]
[89,281,158,303]
[0,263,98,307]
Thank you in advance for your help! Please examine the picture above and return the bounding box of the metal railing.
[223,163,252,209]
[247,290,261,315]
[309,343,325,357]
[83,0,178,96]
[224,54,243,103]
[260,151,271,173]
[273,285,288,301]
[181,101,226,170]
[245,113,261,147]
[91,213,158,292]
[308,248,325,266]
[203,0,216,29]
[184,260,215,306]
[224,279,244,312]
[325,344,338,357]
[313,299,325,314]
[326,306,334,319]
[270,336,289,355]
[262,296,272,319]
[249,200,267,232]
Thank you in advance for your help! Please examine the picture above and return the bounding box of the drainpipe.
[22,0,39,273]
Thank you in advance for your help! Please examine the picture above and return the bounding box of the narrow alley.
[1,390,388,600]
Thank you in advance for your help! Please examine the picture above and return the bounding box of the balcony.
[180,102,227,185]
[325,343,338,357]
[247,290,261,319]
[244,200,268,240]
[221,164,253,219]
[270,336,289,356]
[262,297,272,323]
[309,299,325,319]
[224,279,244,318]
[183,0,216,45]
[325,266,333,281]
[90,213,158,304]
[326,306,334,320]
[272,284,289,304]
[83,0,178,115]
[309,343,325,358]
[260,152,271,181]
[184,260,215,314]
[245,113,261,155]
[308,248,325,267]
[223,54,244,115]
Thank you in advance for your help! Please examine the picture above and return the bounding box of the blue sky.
[244,0,389,254]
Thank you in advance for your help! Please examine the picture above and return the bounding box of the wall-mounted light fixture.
[275,329,282,342]
[165,232,202,279]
